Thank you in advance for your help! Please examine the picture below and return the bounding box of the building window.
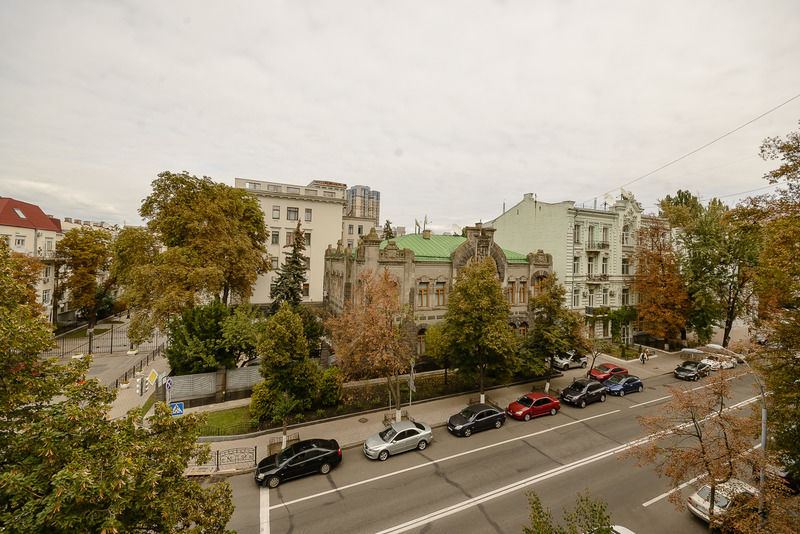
[417,282,429,307]
[42,289,50,305]
[587,289,595,307]
[45,238,53,251]
[573,256,580,274]
[601,257,608,275]
[573,224,581,243]
[306,189,317,196]
[621,288,630,305]
[286,232,294,245]
[347,240,353,248]
[572,288,580,308]
[588,225,595,246]
[506,282,515,304]
[305,208,312,221]
[435,282,446,306]
[13,207,26,219]
[358,225,363,235]
[417,329,426,356]
[348,224,354,235]
[272,205,280,219]
[603,320,609,337]
[587,257,595,275]
[268,184,281,192]
[602,288,608,305]
[287,207,299,220]
[304,232,311,246]
[271,231,280,245]
[324,191,335,198]
[519,323,528,336]
[519,281,527,303]
[304,257,311,270]
[622,225,630,245]
[621,258,630,275]
[271,257,279,270]
[14,236,25,248]
[43,266,52,278]
[287,186,300,194]
[302,283,309,297]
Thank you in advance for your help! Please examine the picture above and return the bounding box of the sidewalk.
[192,349,685,474]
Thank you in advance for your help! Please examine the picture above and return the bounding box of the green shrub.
[319,367,343,407]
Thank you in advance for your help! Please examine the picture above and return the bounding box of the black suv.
[255,438,341,488]
[560,378,608,408]
[674,360,711,381]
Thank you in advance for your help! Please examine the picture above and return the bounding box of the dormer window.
[13,208,26,219]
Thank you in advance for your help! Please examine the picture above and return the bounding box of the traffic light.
[136,377,143,396]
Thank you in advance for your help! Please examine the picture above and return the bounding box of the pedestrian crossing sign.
[170,402,184,416]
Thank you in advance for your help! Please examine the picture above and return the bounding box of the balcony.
[585,273,609,284]
[585,240,610,252]
[585,306,611,317]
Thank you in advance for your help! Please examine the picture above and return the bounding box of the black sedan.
[674,360,711,381]
[447,403,505,437]
[560,378,608,408]
[254,438,341,488]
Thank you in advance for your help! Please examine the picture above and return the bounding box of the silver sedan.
[363,420,433,461]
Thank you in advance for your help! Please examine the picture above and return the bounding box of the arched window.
[417,329,426,355]
[622,225,630,245]
[519,322,528,336]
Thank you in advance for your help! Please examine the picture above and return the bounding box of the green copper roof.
[381,234,529,263]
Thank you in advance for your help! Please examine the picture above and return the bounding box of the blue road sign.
[166,377,173,391]
[170,402,184,416]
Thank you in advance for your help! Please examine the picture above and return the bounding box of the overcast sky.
[2,1,799,233]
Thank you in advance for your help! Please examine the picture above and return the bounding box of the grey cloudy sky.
[2,0,800,233]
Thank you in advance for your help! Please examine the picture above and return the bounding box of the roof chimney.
[422,229,431,239]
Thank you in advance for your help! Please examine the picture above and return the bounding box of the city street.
[225,371,762,533]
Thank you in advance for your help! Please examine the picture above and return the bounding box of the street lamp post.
[706,343,767,522]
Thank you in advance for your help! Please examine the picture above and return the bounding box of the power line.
[586,91,800,203]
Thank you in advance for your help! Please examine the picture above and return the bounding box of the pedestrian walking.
[639,348,649,365]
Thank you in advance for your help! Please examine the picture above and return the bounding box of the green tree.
[165,300,237,374]
[523,490,614,534]
[633,218,690,343]
[382,219,395,240]
[270,222,307,310]
[252,303,321,436]
[659,188,704,229]
[56,226,113,331]
[326,269,415,421]
[435,257,517,403]
[221,304,265,365]
[523,274,589,390]
[115,171,269,342]
[0,243,233,533]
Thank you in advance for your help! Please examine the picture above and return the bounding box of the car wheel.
[579,399,586,408]
[563,364,569,371]
[549,407,557,416]
[600,394,606,402]
[464,428,472,437]
[619,390,625,397]
[638,385,643,393]
[267,476,280,489]
[693,375,699,382]
[378,450,389,461]
[581,362,587,368]
[494,419,503,429]
[417,440,427,451]
[320,462,331,475]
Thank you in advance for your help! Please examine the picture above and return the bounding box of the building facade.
[235,178,349,305]
[324,223,553,356]
[346,185,380,223]
[0,197,64,321]
[489,192,654,342]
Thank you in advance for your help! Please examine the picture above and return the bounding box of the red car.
[588,363,628,382]
[505,392,560,421]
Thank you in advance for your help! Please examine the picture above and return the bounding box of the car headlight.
[454,424,463,430]
[515,410,523,416]
[256,473,265,480]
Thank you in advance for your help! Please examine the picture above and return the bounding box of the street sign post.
[146,369,158,386]
[170,402,184,416]
[165,377,172,391]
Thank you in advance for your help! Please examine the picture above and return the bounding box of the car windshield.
[680,361,698,370]
[607,374,626,384]
[459,407,476,419]
[596,364,612,372]
[516,396,534,407]
[696,486,731,508]
[276,445,300,464]
[566,382,585,393]
[379,426,397,442]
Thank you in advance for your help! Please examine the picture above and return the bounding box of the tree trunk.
[281,418,288,449]
[479,359,485,404]
[707,484,716,531]
[544,357,552,393]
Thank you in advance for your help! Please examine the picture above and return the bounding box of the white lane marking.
[641,444,761,507]
[375,395,761,534]
[269,410,620,511]
[260,484,270,534]
[629,373,746,408]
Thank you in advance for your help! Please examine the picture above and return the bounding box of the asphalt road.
[225,372,761,534]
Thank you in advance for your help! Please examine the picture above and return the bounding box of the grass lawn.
[201,406,252,429]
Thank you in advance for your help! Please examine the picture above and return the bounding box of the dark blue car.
[602,374,643,397]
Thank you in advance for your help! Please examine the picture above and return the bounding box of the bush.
[250,381,279,422]
[319,367,343,407]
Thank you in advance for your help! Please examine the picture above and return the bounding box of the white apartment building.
[0,197,64,322]
[489,192,652,342]
[235,178,348,305]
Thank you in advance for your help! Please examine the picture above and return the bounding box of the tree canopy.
[165,300,238,374]
[270,222,307,310]
[0,242,233,533]
[56,226,113,329]
[524,490,614,534]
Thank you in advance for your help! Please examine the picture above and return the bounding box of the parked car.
[560,378,608,408]
[363,420,434,461]
[506,392,560,421]
[674,360,712,381]
[603,374,643,396]
[687,478,756,523]
[447,403,505,437]
[588,363,628,382]
[552,351,588,371]
[700,353,736,371]
[254,438,341,488]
